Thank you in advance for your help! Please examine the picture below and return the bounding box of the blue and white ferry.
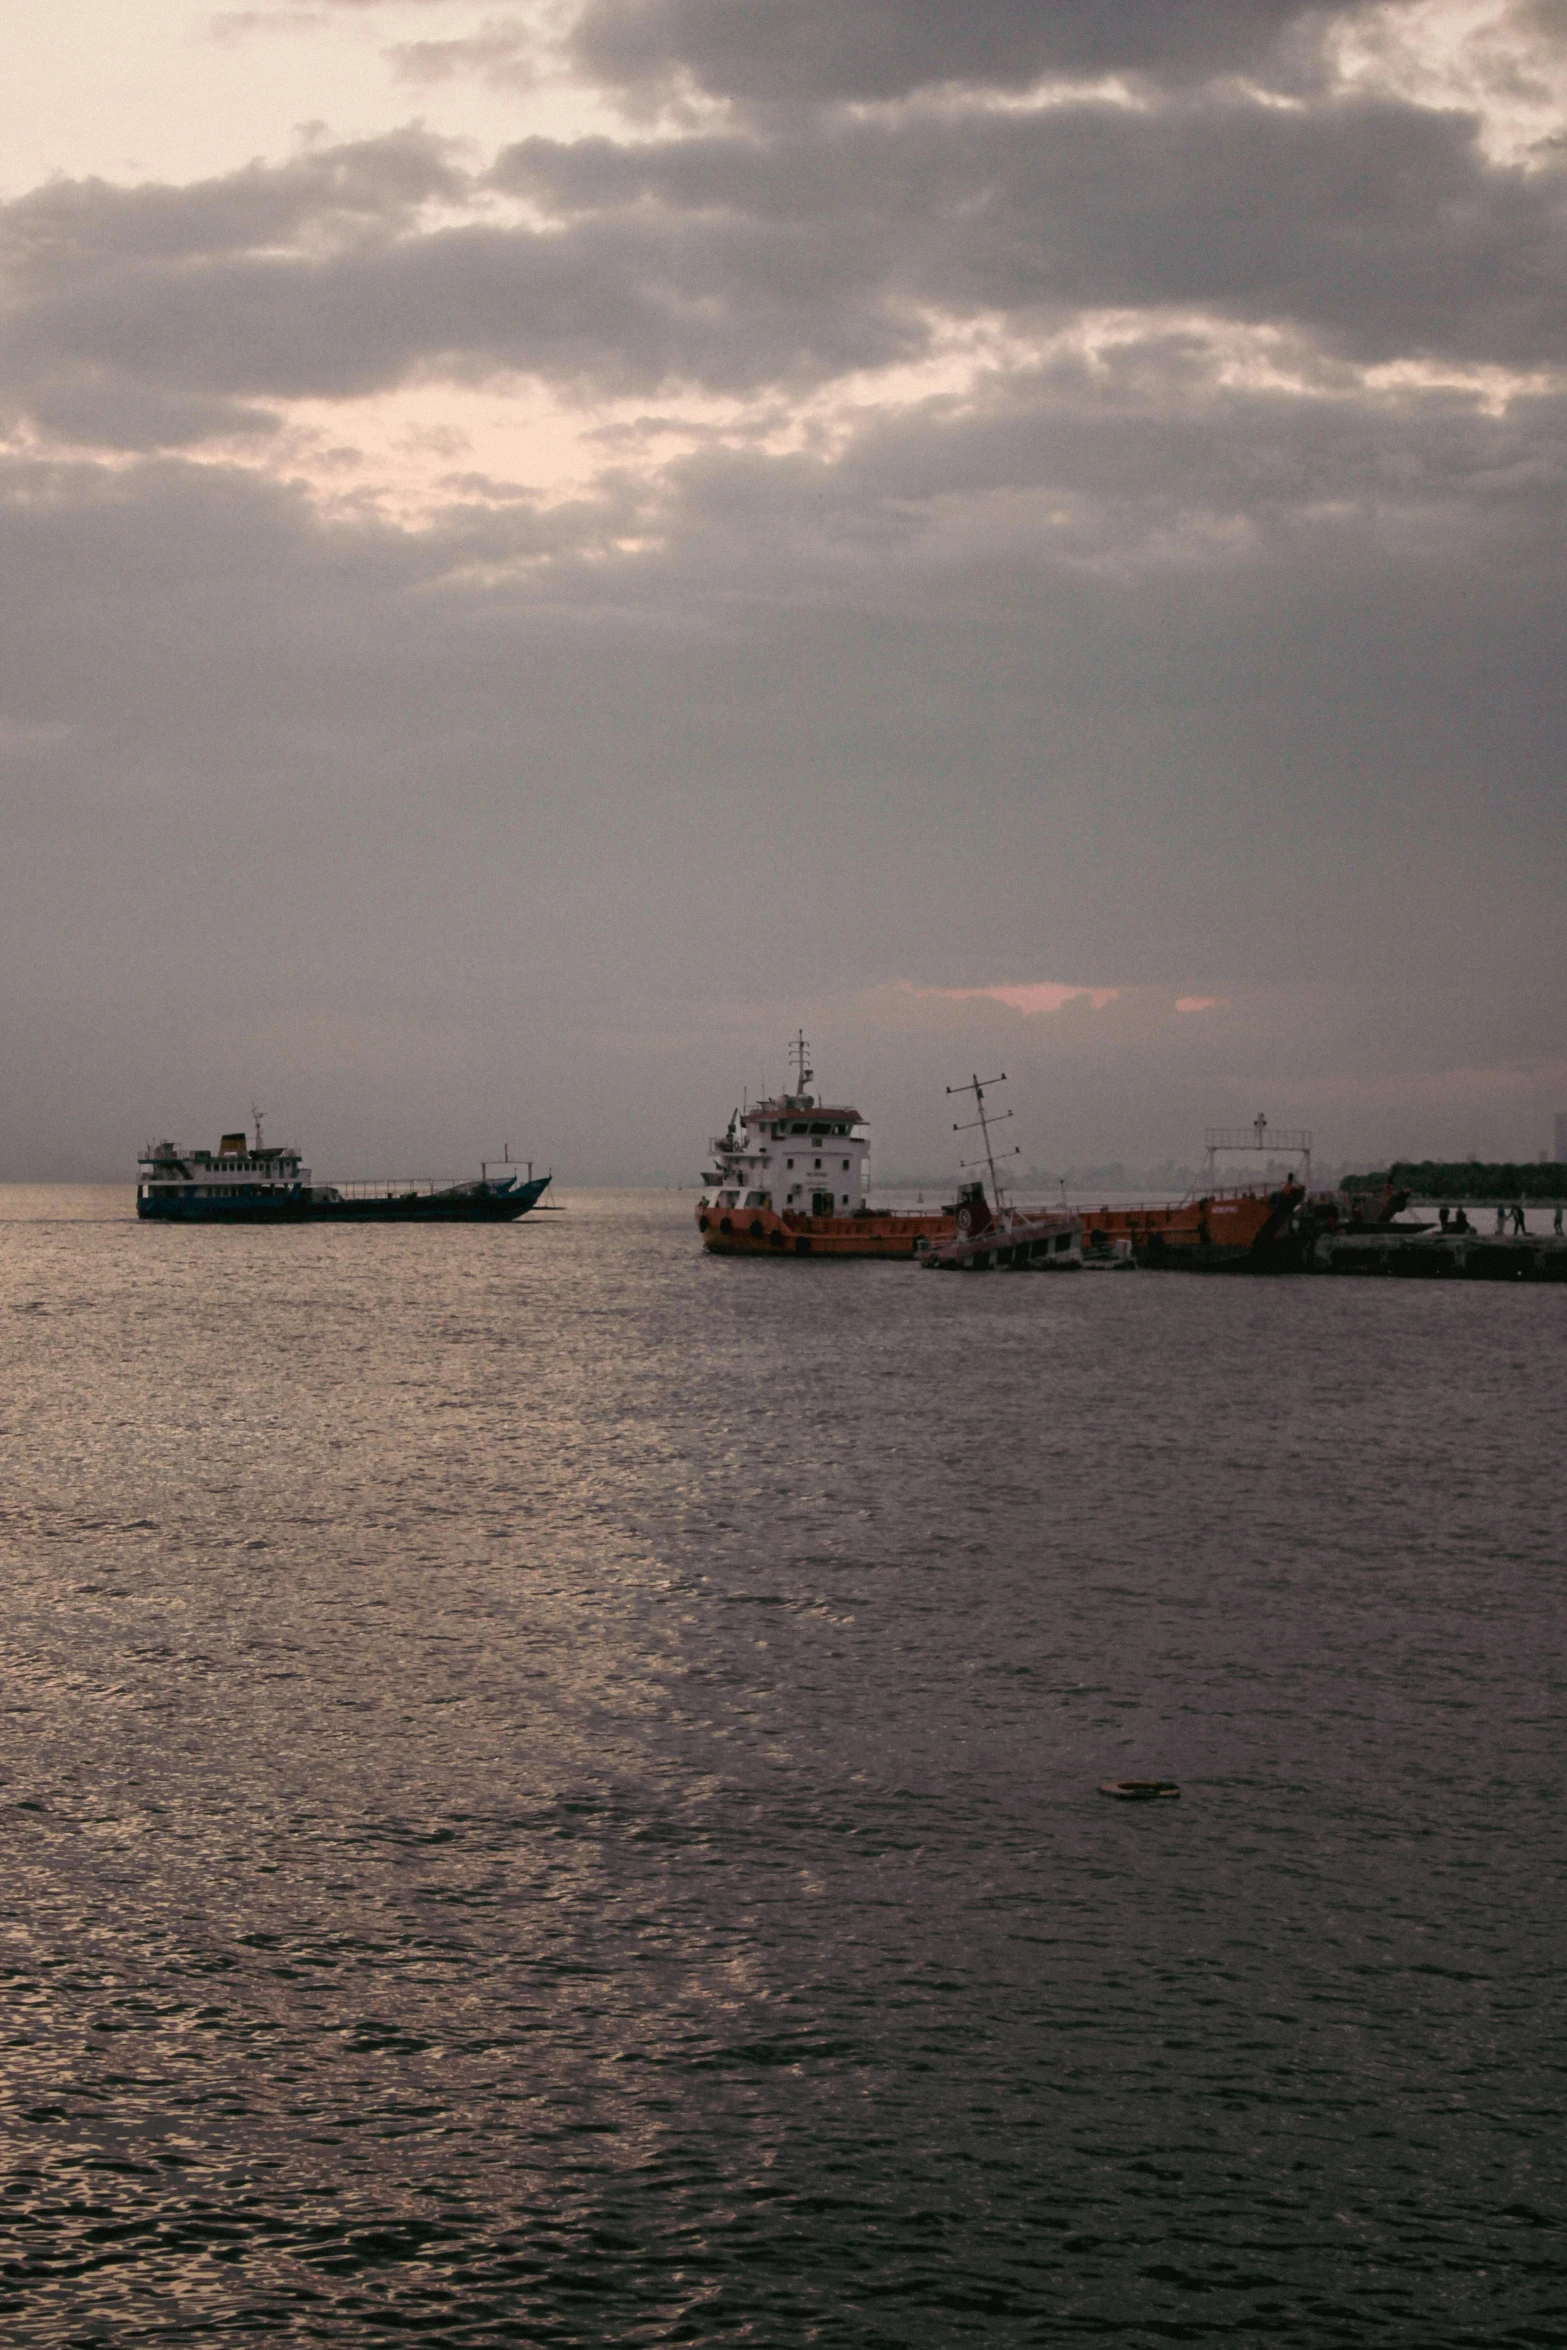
[137,1124,551,1222]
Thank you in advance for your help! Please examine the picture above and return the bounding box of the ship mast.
[948,1071,1020,1212]
[790,1029,814,1107]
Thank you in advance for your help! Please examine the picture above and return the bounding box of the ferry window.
[814,1157,821,1169]
[841,1159,849,1170]
[786,1157,794,1169]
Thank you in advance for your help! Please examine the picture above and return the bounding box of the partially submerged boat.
[921,1181,1086,1270]
[922,1073,1086,1270]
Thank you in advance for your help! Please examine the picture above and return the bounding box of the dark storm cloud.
[571,0,1336,105]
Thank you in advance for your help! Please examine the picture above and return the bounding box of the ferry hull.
[138,1175,552,1224]
[698,1202,954,1259]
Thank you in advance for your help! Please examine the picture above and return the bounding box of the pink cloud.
[909,981,1120,1016]
[1176,995,1223,1013]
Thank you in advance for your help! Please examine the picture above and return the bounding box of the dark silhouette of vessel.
[137,1125,550,1223]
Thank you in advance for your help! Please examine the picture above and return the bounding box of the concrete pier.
[1310,1228,1567,1280]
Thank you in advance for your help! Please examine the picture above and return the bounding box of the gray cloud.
[493,100,1567,373]
[4,89,1565,461]
[1,128,464,282]
[3,414,1563,1178]
[5,4,1567,1177]
[571,0,1339,106]
[388,29,538,90]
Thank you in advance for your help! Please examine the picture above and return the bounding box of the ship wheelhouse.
[696,1032,960,1259]
[138,1131,311,1214]
[700,1091,870,1218]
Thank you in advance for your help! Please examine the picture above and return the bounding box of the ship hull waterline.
[138,1175,553,1224]
[699,1185,1305,1268]
[699,1203,954,1259]
[1078,1184,1306,1274]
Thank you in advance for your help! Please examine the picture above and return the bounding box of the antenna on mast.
[251,1102,266,1151]
[790,1029,814,1106]
[947,1071,1020,1210]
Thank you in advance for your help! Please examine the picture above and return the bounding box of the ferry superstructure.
[697,1038,956,1258]
[138,1126,551,1222]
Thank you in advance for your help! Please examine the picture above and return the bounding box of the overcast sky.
[3,0,1564,1181]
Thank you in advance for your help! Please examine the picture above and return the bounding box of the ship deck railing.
[324,1176,491,1200]
[1065,1180,1302,1215]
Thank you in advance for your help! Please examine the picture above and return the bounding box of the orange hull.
[1080,1184,1304,1267]
[698,1202,955,1259]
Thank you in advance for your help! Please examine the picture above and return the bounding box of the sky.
[2,0,1565,1182]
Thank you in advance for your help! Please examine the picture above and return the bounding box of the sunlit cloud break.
[910,983,1122,1016]
[1176,996,1224,1014]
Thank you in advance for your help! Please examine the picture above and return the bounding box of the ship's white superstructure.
[695,1034,959,1258]
[139,1132,311,1211]
[700,1037,869,1218]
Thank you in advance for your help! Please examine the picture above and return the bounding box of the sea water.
[1,1187,1563,2345]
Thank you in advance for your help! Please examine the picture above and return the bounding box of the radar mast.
[948,1072,1020,1212]
[790,1029,815,1107]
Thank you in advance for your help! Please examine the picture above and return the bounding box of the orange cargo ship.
[1079,1181,1305,1270]
[1076,1116,1311,1271]
[697,1038,956,1259]
[699,1061,1309,1272]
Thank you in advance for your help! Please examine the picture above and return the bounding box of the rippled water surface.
[2,1185,1564,2346]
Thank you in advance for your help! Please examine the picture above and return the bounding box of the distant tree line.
[1342,1162,1567,1199]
